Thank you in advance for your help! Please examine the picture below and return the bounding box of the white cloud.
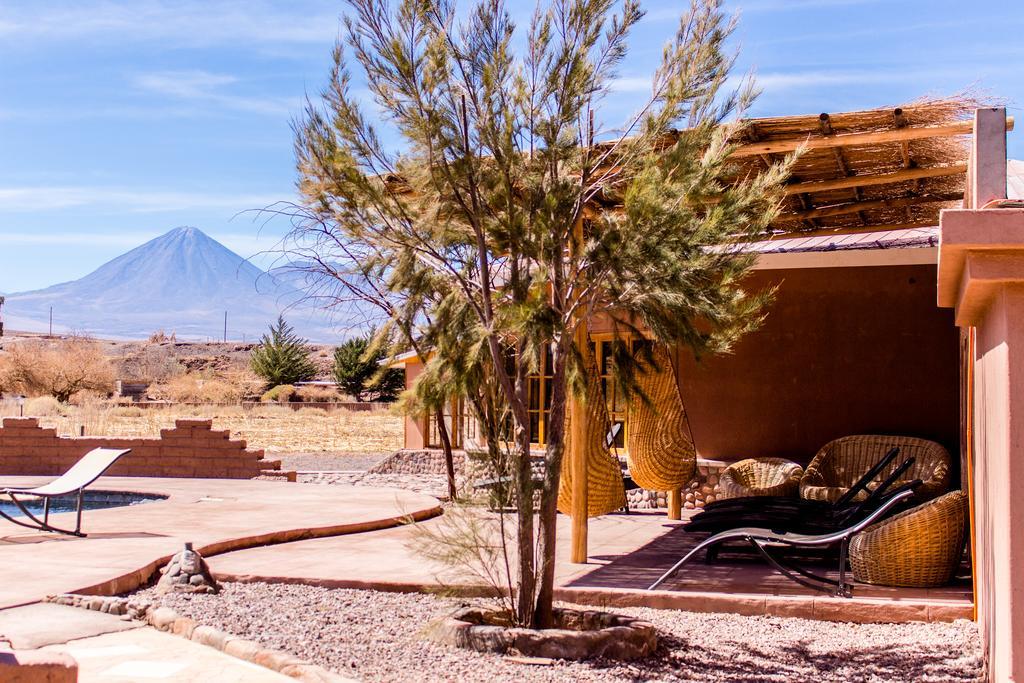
[610,76,653,94]
[0,187,289,213]
[132,70,297,115]
[0,1,340,48]
[642,0,885,22]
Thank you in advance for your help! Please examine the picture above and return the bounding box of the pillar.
[937,107,1021,681]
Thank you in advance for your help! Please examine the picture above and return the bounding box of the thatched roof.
[731,98,1012,237]
[382,97,1012,239]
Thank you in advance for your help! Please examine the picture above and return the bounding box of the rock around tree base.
[426,607,657,661]
[157,542,221,595]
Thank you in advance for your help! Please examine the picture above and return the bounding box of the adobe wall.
[674,263,960,467]
[399,263,960,471]
[0,417,290,480]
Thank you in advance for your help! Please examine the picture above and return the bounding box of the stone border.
[425,606,657,661]
[46,594,352,683]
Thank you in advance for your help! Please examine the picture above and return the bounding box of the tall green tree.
[250,316,317,387]
[333,331,405,401]
[288,0,791,627]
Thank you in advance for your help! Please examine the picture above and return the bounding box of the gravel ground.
[139,582,982,683]
[297,471,452,498]
[278,452,392,473]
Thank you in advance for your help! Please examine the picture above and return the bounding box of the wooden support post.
[569,328,591,563]
[667,488,682,520]
[569,217,590,564]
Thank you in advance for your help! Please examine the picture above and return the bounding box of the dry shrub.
[261,384,297,403]
[118,345,183,383]
[147,329,177,343]
[0,337,115,402]
[154,375,249,403]
[294,385,343,403]
[111,406,145,417]
[221,367,265,400]
[297,406,328,416]
[24,395,64,416]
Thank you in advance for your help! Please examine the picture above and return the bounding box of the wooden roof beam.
[782,164,967,195]
[819,113,866,225]
[731,117,1015,157]
[788,192,963,221]
[892,108,917,221]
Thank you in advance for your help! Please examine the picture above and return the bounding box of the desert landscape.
[0,328,404,466]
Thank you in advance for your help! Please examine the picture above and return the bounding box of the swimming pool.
[0,490,165,519]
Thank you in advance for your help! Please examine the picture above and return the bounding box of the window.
[594,339,627,449]
[426,402,462,449]
[527,346,554,445]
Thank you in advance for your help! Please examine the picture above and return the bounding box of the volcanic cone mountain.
[3,227,336,341]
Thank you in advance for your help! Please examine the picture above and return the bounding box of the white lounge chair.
[647,486,916,597]
[0,448,131,537]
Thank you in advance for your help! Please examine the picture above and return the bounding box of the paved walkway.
[45,628,294,682]
[0,476,442,608]
[209,509,972,623]
[0,603,294,682]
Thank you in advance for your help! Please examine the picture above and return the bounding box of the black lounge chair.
[685,447,913,536]
[648,486,918,597]
[0,448,131,537]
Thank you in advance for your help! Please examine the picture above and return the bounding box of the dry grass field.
[0,400,404,454]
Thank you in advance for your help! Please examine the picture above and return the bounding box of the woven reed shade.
[557,360,627,518]
[625,344,696,492]
[800,434,952,503]
[719,458,803,500]
[849,490,968,588]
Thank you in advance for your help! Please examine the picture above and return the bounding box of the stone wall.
[0,417,291,480]
[371,448,725,508]
[625,460,727,510]
[369,449,467,475]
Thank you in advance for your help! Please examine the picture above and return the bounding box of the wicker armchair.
[799,435,951,504]
[719,458,803,500]
[849,490,968,588]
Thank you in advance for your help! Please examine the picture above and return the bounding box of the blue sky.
[1,0,1021,292]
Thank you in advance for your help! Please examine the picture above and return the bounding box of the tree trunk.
[433,406,458,501]
[513,421,536,626]
[532,347,568,628]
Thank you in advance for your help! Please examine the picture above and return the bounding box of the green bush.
[332,332,404,402]
[250,316,317,387]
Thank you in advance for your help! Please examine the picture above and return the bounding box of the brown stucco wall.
[0,417,288,479]
[403,362,427,450]
[676,263,959,466]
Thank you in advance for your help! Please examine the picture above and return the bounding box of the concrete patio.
[0,476,442,608]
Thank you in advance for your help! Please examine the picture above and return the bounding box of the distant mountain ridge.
[2,227,339,341]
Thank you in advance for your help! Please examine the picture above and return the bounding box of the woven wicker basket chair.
[719,458,803,500]
[625,345,696,494]
[800,435,951,504]
[848,490,968,588]
[557,359,627,518]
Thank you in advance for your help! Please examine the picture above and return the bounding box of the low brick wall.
[0,650,77,683]
[0,417,290,480]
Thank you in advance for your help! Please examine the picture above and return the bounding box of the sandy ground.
[142,582,982,683]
